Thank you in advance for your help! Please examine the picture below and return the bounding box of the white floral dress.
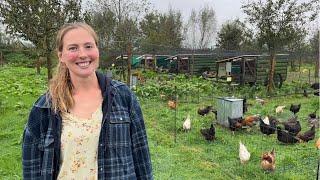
[57,105,102,180]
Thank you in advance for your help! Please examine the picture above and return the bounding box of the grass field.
[0,65,319,179]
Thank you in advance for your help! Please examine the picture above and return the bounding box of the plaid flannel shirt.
[22,71,153,180]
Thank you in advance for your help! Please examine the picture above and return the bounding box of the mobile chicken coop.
[166,54,217,74]
[216,54,289,87]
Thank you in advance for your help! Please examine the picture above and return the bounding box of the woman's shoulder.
[33,93,51,109]
[110,79,132,94]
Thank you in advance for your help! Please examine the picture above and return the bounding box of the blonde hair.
[49,22,99,113]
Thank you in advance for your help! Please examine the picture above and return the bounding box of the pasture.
[0,65,319,179]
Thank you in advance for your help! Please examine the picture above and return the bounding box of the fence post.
[174,86,177,143]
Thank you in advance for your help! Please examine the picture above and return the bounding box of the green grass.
[0,65,319,179]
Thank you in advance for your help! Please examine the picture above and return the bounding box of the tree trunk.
[46,50,52,80]
[267,52,276,92]
[36,58,41,75]
[127,42,132,86]
[316,32,320,80]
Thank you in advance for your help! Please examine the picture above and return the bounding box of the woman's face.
[59,27,99,79]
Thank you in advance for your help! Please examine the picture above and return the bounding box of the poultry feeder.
[217,97,243,127]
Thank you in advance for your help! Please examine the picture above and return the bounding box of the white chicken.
[262,116,270,125]
[239,141,250,164]
[275,105,286,114]
[183,114,191,131]
[255,96,266,105]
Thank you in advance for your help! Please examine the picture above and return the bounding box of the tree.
[0,0,82,80]
[310,30,319,79]
[216,19,247,51]
[139,9,184,53]
[242,0,319,92]
[198,5,216,49]
[184,5,217,49]
[91,0,150,51]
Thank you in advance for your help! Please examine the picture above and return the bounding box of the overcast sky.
[149,0,246,28]
[149,0,319,31]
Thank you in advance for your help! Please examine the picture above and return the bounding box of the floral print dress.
[57,105,102,180]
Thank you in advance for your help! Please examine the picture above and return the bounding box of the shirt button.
[120,117,123,120]
[100,168,103,171]
[100,143,103,146]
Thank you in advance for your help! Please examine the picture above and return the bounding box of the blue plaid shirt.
[22,72,153,180]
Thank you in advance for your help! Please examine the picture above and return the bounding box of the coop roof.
[216,54,289,63]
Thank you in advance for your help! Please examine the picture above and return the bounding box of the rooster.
[168,100,177,109]
[200,124,215,141]
[239,141,250,164]
[242,115,261,127]
[297,125,316,142]
[182,114,191,131]
[198,106,213,116]
[275,105,286,114]
[289,104,301,115]
[261,148,276,171]
[276,126,299,144]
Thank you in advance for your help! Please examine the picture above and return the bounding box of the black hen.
[276,126,299,144]
[289,104,301,115]
[311,82,320,90]
[228,117,243,134]
[200,124,215,141]
[198,106,213,116]
[309,109,318,119]
[303,89,308,97]
[259,116,277,135]
[297,125,316,142]
[282,116,301,136]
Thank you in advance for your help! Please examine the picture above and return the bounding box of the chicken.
[182,114,191,131]
[198,106,213,116]
[239,141,250,164]
[242,115,260,127]
[168,100,177,109]
[311,82,320,90]
[297,125,316,142]
[276,126,299,144]
[261,148,276,171]
[281,116,301,136]
[303,89,308,97]
[228,117,243,135]
[259,116,277,135]
[309,109,318,119]
[160,94,166,99]
[308,117,319,128]
[255,96,266,105]
[316,138,320,149]
[289,104,301,115]
[275,105,286,114]
[200,124,215,141]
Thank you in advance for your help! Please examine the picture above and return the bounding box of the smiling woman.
[22,22,153,180]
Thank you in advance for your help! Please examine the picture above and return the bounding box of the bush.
[4,52,36,67]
